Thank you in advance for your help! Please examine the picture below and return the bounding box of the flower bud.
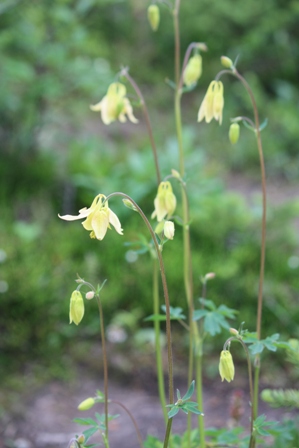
[147,4,160,31]
[77,434,85,444]
[69,290,84,325]
[171,169,181,179]
[78,397,95,411]
[221,56,234,69]
[183,54,202,87]
[229,327,239,336]
[219,350,235,382]
[229,123,240,144]
[164,221,175,240]
[205,272,215,281]
[85,291,95,300]
[122,198,137,212]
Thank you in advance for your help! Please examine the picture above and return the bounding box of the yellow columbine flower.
[69,290,84,325]
[90,82,138,125]
[151,181,177,222]
[59,194,123,240]
[219,350,235,382]
[183,54,202,87]
[198,80,224,125]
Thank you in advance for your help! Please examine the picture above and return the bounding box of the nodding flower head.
[59,194,123,241]
[183,54,202,87]
[219,350,235,383]
[69,290,84,325]
[90,82,138,125]
[151,181,177,222]
[198,80,224,125]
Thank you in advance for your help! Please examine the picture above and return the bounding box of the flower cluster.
[198,80,224,125]
[59,194,123,240]
[90,82,138,125]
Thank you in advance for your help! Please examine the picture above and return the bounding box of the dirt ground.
[1,344,294,448]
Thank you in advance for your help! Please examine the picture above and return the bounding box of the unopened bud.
[229,123,240,144]
[147,4,160,31]
[171,169,181,179]
[221,56,234,69]
[85,291,95,300]
[205,272,215,281]
[164,221,175,240]
[122,198,137,211]
[219,350,235,383]
[183,54,202,87]
[77,434,85,444]
[78,397,95,411]
[229,328,239,336]
[69,290,84,325]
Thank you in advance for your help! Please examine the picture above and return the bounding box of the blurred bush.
[1,0,299,375]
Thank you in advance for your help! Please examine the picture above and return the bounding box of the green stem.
[224,336,255,447]
[218,68,267,424]
[97,297,109,442]
[121,68,161,184]
[111,400,143,448]
[153,257,168,424]
[106,192,174,446]
[195,352,205,448]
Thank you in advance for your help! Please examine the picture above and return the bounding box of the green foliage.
[261,388,299,409]
[166,381,203,419]
[74,412,119,447]
[193,298,237,336]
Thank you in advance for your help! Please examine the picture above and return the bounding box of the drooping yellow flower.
[198,80,224,125]
[59,194,123,240]
[151,181,177,222]
[69,290,84,325]
[90,83,138,125]
[219,350,235,382]
[183,54,202,87]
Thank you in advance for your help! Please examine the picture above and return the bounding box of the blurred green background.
[1,0,299,385]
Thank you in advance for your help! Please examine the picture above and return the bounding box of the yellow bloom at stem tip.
[59,194,123,240]
[198,80,224,125]
[90,82,138,125]
[151,181,177,222]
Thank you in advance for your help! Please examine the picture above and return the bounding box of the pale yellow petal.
[91,209,109,240]
[90,99,103,112]
[108,209,123,235]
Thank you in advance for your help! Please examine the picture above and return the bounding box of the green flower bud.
[229,123,240,144]
[69,290,84,325]
[219,350,235,382]
[77,434,85,444]
[183,54,202,87]
[229,327,239,336]
[147,4,160,32]
[78,397,95,411]
[221,56,234,69]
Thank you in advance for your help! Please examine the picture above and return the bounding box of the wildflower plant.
[57,1,297,447]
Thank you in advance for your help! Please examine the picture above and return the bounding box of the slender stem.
[218,68,267,423]
[106,192,174,446]
[153,257,168,424]
[173,0,181,86]
[121,68,161,184]
[97,297,109,441]
[224,337,255,447]
[111,400,143,448]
